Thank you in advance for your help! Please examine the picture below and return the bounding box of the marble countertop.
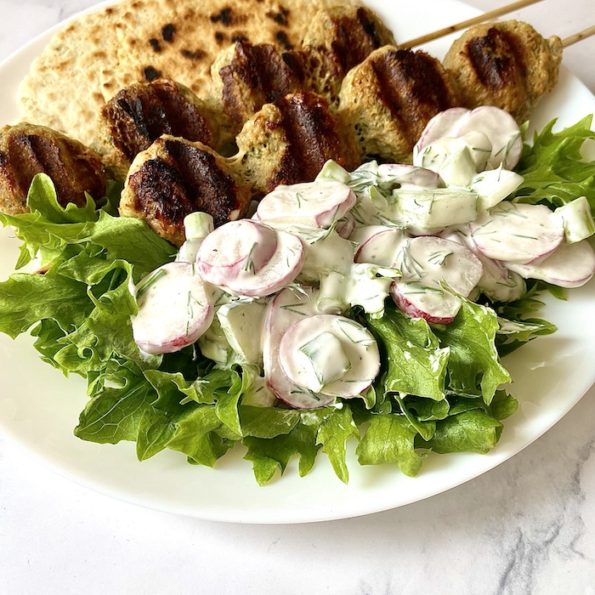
[0,0,594,593]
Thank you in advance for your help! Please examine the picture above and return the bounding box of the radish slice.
[224,230,304,297]
[391,236,483,323]
[196,220,278,285]
[257,181,356,228]
[263,286,334,409]
[414,107,469,155]
[279,315,380,398]
[443,231,526,302]
[391,284,460,325]
[452,107,522,170]
[355,228,406,266]
[505,240,595,288]
[413,133,491,187]
[377,164,441,188]
[414,106,522,171]
[336,213,356,238]
[469,203,564,264]
[133,262,214,355]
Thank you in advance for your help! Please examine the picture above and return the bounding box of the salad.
[0,108,594,485]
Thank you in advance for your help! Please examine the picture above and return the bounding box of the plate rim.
[0,0,594,524]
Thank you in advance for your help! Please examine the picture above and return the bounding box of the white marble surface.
[0,0,594,593]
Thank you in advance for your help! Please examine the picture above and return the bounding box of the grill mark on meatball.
[129,139,239,230]
[219,41,300,129]
[103,81,213,161]
[5,133,43,198]
[328,7,386,73]
[371,49,455,140]
[466,27,527,89]
[356,7,383,47]
[270,93,344,189]
[129,159,194,226]
[2,130,106,207]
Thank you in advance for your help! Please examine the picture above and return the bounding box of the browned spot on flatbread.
[143,66,161,81]
[161,23,176,42]
[232,32,249,43]
[275,31,292,50]
[215,31,226,44]
[180,48,207,61]
[149,38,161,52]
[266,7,290,26]
[210,7,234,26]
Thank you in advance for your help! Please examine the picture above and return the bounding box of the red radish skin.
[133,262,215,355]
[391,283,455,325]
[377,164,441,188]
[355,228,405,266]
[224,231,305,297]
[506,240,595,288]
[196,220,278,285]
[257,181,356,228]
[469,203,564,264]
[414,107,469,154]
[262,287,334,409]
[278,315,380,398]
[336,214,356,239]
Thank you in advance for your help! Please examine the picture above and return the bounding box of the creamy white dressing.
[130,109,594,405]
[278,315,380,398]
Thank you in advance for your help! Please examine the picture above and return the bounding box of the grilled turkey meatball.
[209,6,395,138]
[121,136,250,246]
[301,5,395,74]
[233,92,359,196]
[282,5,396,108]
[210,41,302,138]
[101,80,219,179]
[443,20,562,121]
[339,47,460,162]
[0,122,107,214]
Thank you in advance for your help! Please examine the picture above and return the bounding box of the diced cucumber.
[555,196,595,243]
[184,212,214,240]
[395,188,478,230]
[198,315,231,364]
[471,168,524,211]
[217,300,267,365]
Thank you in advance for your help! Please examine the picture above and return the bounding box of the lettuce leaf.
[420,411,503,454]
[243,421,320,485]
[513,115,595,211]
[434,299,511,404]
[316,406,359,483]
[356,414,424,477]
[366,307,449,400]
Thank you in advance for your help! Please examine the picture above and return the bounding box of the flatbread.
[18,0,356,150]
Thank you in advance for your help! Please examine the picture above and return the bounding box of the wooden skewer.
[562,25,595,48]
[399,0,543,49]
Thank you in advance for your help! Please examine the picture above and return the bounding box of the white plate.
[0,0,594,525]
